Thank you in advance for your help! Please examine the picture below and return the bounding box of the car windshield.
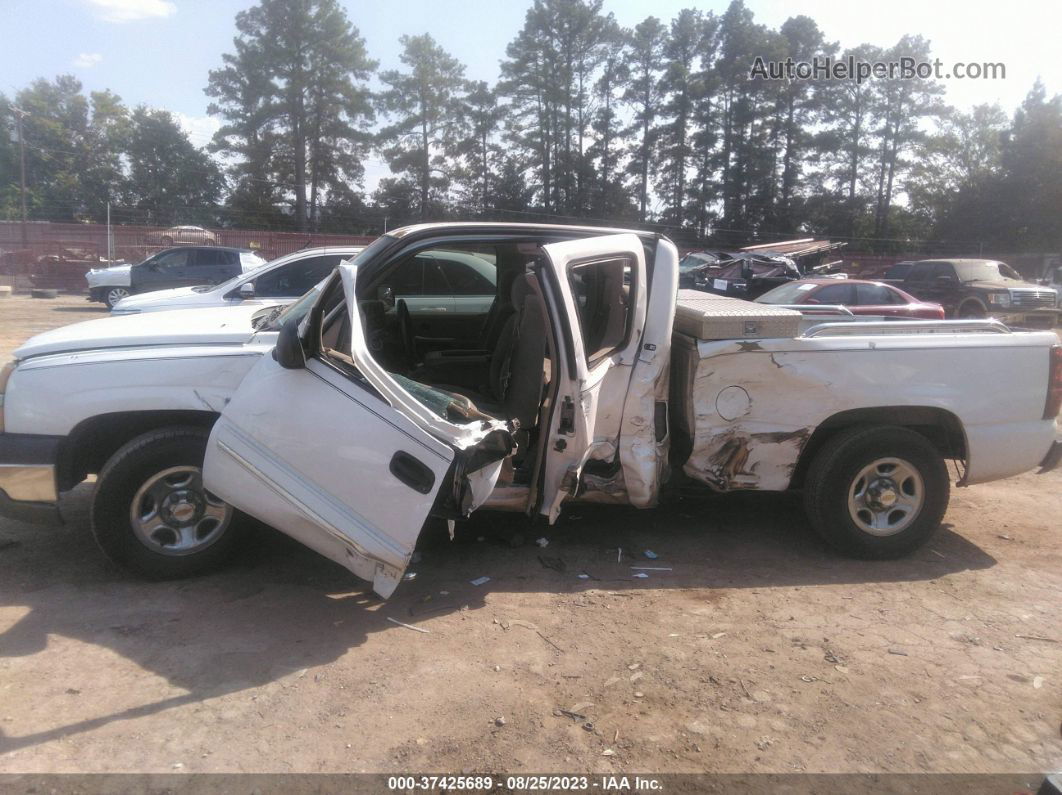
[955,261,1022,282]
[679,253,716,273]
[754,281,819,304]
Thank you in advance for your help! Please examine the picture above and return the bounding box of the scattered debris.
[601,749,616,757]
[929,549,946,558]
[887,647,909,656]
[633,572,649,579]
[633,691,644,698]
[997,534,1013,541]
[558,708,586,721]
[1015,634,1060,643]
[582,721,595,732]
[402,572,417,581]
[628,663,641,671]
[65,688,81,695]
[500,619,538,632]
[577,573,590,579]
[644,549,658,559]
[630,566,672,571]
[711,632,727,639]
[630,671,644,682]
[536,537,550,548]
[470,576,490,586]
[537,631,565,652]
[824,650,841,664]
[386,617,430,634]
[613,729,619,743]
[1033,676,1045,689]
[495,716,506,727]
[617,548,622,563]
[447,520,455,541]
[738,678,752,699]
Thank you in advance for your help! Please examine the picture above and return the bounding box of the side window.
[568,257,632,365]
[153,250,190,271]
[193,248,228,268]
[386,256,426,297]
[812,283,853,304]
[930,263,957,281]
[854,284,892,304]
[422,258,451,296]
[437,257,496,295]
[908,262,933,281]
[254,256,342,298]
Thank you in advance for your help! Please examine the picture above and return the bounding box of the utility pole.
[12,106,28,247]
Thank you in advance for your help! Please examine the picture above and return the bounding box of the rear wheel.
[958,300,986,319]
[105,286,130,308]
[92,427,246,578]
[803,425,949,558]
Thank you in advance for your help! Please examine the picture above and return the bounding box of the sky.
[3,0,1061,191]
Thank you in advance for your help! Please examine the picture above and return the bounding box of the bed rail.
[801,318,1012,338]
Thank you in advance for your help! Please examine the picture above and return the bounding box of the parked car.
[111,246,364,314]
[756,278,945,319]
[144,225,217,246]
[86,246,267,308]
[2,223,1058,599]
[883,258,1059,328]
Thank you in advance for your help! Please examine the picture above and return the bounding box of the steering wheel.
[396,299,416,368]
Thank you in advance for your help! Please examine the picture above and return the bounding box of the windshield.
[955,261,1022,282]
[755,281,819,304]
[679,252,716,273]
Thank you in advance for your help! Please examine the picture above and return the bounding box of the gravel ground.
[0,292,1058,776]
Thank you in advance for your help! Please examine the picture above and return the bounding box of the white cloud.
[169,111,221,146]
[85,0,176,23]
[72,52,104,69]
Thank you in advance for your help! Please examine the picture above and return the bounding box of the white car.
[110,246,364,314]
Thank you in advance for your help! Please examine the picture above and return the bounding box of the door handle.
[389,451,435,494]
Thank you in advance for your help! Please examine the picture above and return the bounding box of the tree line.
[1,0,1061,254]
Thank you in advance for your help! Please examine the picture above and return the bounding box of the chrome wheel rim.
[129,466,231,556]
[107,288,130,305]
[847,457,924,537]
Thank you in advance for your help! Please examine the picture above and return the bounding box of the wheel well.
[790,406,967,489]
[957,297,986,316]
[57,410,219,491]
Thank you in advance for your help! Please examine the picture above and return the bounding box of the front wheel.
[105,286,130,308]
[802,425,949,558]
[92,426,246,578]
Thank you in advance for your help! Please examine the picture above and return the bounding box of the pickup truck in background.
[1,223,1059,599]
[883,258,1060,328]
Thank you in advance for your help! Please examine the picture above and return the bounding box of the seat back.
[490,273,547,429]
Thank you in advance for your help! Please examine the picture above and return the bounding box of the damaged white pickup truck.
[1,223,1059,597]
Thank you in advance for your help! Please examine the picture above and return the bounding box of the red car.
[755,278,946,319]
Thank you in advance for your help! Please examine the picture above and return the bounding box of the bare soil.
[0,293,1059,775]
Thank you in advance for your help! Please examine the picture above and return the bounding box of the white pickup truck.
[1,223,1059,598]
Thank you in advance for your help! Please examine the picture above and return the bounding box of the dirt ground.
[0,293,1059,776]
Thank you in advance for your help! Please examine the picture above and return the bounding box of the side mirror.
[238,281,255,299]
[378,285,395,308]
[272,318,305,369]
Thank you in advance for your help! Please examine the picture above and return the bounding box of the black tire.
[958,300,986,319]
[91,426,246,579]
[802,425,949,558]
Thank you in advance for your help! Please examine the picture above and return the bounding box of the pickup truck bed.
[668,290,1059,491]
